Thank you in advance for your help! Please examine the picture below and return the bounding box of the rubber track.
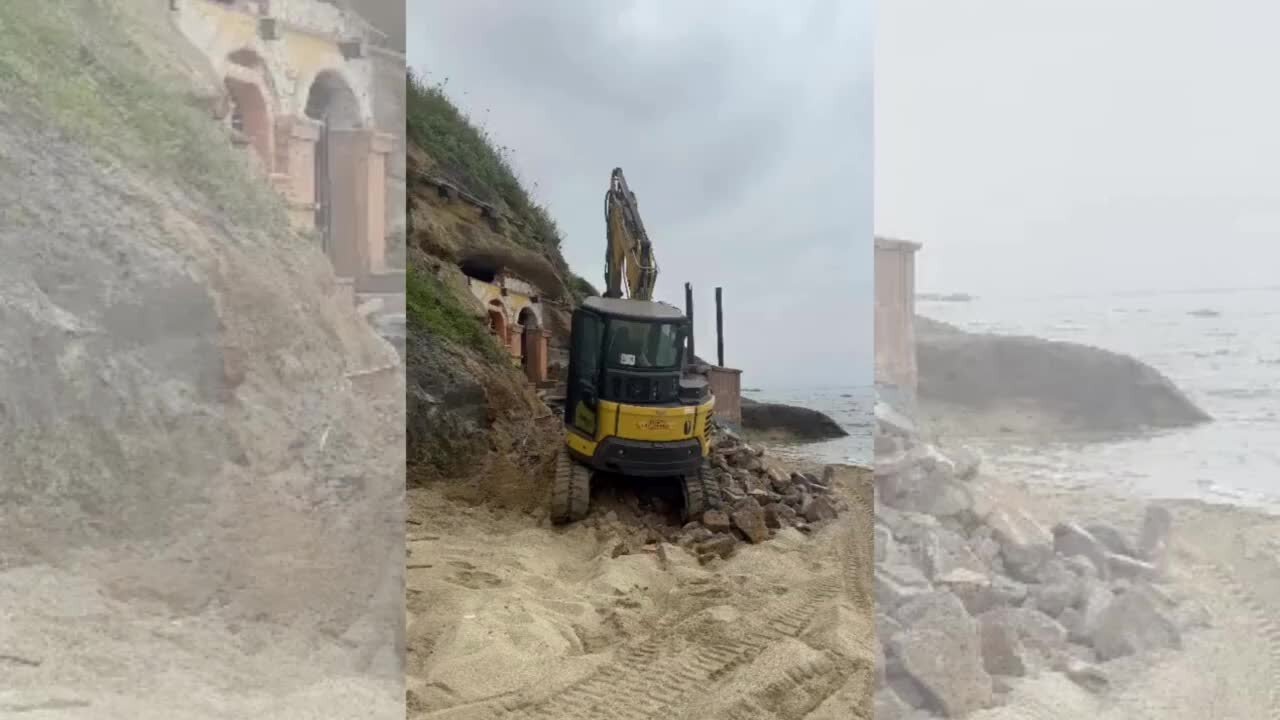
[550,450,591,524]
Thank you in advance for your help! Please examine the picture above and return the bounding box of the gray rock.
[952,574,1029,616]
[878,613,904,645]
[945,445,982,481]
[921,526,989,581]
[978,606,1070,672]
[987,507,1054,582]
[877,564,932,613]
[875,523,894,564]
[1064,658,1110,693]
[979,617,1029,677]
[890,591,993,717]
[1137,505,1173,560]
[695,534,737,561]
[702,509,731,533]
[1092,586,1182,660]
[1053,522,1111,578]
[914,315,1212,432]
[1032,580,1079,619]
[1070,580,1115,645]
[1086,522,1137,558]
[731,501,770,544]
[801,496,838,523]
[890,467,976,519]
[1063,554,1100,581]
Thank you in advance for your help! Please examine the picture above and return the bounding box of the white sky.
[877,0,1280,298]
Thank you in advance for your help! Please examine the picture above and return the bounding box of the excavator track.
[550,448,591,524]
[681,458,721,520]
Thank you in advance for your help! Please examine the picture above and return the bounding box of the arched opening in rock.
[459,257,501,284]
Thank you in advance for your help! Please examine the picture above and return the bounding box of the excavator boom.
[603,168,658,301]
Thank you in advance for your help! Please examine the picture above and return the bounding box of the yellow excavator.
[551,168,719,524]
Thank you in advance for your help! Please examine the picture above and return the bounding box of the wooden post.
[715,286,724,368]
[684,282,696,362]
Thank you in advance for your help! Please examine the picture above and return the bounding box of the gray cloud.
[409,0,873,387]
[877,0,1280,297]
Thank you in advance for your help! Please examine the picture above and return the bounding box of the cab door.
[565,310,604,437]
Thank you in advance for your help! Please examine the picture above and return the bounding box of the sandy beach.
[407,460,875,720]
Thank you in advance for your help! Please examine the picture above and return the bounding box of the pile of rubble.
[874,404,1209,719]
[589,425,847,565]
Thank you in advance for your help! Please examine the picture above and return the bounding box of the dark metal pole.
[684,282,696,361]
[715,287,724,368]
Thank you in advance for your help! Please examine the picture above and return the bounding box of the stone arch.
[517,306,543,379]
[303,69,365,129]
[517,306,541,330]
[487,299,509,346]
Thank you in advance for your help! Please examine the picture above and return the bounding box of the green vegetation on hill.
[406,266,503,360]
[407,70,561,252]
[0,2,283,231]
[407,70,596,303]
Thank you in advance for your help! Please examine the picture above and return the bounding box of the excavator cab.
[551,296,718,524]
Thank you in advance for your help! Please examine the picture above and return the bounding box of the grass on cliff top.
[407,71,599,302]
[0,2,284,231]
[407,70,562,252]
[407,266,504,360]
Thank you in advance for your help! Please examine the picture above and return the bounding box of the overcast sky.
[878,0,1280,298]
[408,0,873,388]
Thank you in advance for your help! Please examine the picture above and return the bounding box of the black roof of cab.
[581,296,687,322]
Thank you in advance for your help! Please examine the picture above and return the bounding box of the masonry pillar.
[275,116,322,230]
[327,129,395,281]
[523,327,550,384]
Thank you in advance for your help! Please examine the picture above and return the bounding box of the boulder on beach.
[914,315,1211,435]
[740,397,848,441]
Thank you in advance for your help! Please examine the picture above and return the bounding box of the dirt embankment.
[405,74,590,495]
[0,4,402,716]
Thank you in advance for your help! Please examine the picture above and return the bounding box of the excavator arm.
[603,168,658,301]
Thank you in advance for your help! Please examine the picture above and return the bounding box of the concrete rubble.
[587,424,851,564]
[873,401,1207,718]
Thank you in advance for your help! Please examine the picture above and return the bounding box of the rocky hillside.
[406,72,592,499]
[0,1,402,661]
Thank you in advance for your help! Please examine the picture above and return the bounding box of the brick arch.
[487,299,509,344]
[224,75,273,170]
[222,48,280,171]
